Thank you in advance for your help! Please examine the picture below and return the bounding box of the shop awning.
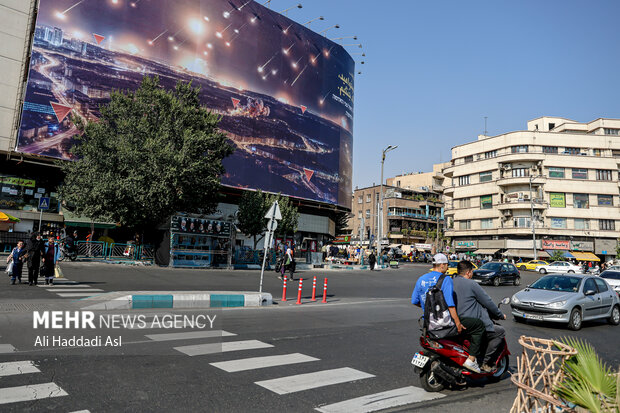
[570,251,600,262]
[545,250,574,259]
[0,211,20,222]
[503,249,550,259]
[474,248,500,255]
[61,207,118,229]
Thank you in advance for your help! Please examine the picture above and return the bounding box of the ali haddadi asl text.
[34,335,121,347]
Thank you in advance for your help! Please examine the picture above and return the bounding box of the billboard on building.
[16,0,354,208]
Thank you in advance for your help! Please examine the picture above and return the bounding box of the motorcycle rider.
[452,260,506,373]
[412,253,483,373]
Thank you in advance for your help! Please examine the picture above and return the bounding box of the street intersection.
[0,263,617,412]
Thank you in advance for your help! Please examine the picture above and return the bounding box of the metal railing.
[75,241,153,262]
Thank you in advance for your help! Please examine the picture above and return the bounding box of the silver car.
[510,274,620,330]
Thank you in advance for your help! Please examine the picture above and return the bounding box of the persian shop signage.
[456,240,477,249]
[542,239,569,250]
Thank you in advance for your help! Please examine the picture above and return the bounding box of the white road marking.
[38,283,82,287]
[210,353,319,373]
[47,289,103,292]
[174,340,273,356]
[0,382,68,404]
[56,293,98,297]
[0,361,40,377]
[0,344,16,353]
[255,367,375,395]
[146,330,236,341]
[315,385,446,413]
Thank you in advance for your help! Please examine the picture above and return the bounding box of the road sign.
[38,197,50,210]
[264,201,282,220]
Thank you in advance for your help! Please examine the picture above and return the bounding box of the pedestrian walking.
[7,240,26,285]
[25,232,44,286]
[368,251,376,270]
[42,236,60,285]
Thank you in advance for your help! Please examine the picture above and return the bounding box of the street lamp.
[330,36,358,41]
[319,24,340,36]
[378,145,398,264]
[280,4,302,15]
[529,174,543,260]
[342,43,363,48]
[303,16,324,26]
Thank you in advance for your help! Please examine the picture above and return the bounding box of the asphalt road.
[0,262,617,412]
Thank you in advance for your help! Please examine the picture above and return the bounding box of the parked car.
[428,261,478,276]
[511,274,620,330]
[472,262,521,286]
[599,270,620,296]
[537,261,583,274]
[518,260,549,271]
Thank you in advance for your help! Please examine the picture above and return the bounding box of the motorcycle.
[412,297,511,392]
[58,241,78,262]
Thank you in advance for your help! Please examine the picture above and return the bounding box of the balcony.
[387,212,439,221]
[496,176,538,186]
[497,200,546,210]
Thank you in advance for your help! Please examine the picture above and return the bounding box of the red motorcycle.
[412,297,511,392]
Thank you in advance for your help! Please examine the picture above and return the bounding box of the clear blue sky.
[268,0,620,188]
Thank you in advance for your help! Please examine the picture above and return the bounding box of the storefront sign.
[542,239,569,250]
[415,243,433,250]
[333,235,351,244]
[170,216,231,237]
[570,241,593,251]
[0,176,36,187]
[595,239,617,255]
[549,193,566,208]
[456,240,477,249]
[478,239,506,249]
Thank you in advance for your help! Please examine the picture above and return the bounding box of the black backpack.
[423,274,458,339]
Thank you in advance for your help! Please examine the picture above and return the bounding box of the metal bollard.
[296,278,303,305]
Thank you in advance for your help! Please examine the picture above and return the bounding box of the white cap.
[432,253,448,264]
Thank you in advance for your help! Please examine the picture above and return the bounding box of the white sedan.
[537,261,583,274]
[600,271,620,295]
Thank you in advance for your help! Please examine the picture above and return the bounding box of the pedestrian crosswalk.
[0,359,72,407]
[139,326,447,411]
[37,274,102,299]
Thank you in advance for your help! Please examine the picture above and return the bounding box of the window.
[573,194,589,209]
[479,171,493,182]
[512,168,529,177]
[543,146,558,154]
[358,211,362,219]
[511,145,528,153]
[551,218,567,229]
[604,128,620,135]
[563,147,580,155]
[484,150,497,159]
[574,218,589,230]
[548,123,555,130]
[458,175,470,186]
[481,218,493,229]
[594,278,609,293]
[358,196,363,204]
[596,169,612,181]
[396,180,401,187]
[584,278,597,293]
[550,193,566,208]
[458,220,471,230]
[365,209,370,219]
[593,149,601,157]
[600,219,615,231]
[459,198,471,208]
[597,194,613,206]
[480,195,493,209]
[572,168,587,179]
[464,155,473,163]
[366,194,371,202]
[514,217,531,228]
[549,167,565,178]
[376,193,379,202]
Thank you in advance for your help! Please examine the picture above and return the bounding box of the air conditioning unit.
[518,192,524,199]
[502,164,511,171]
[502,209,512,217]
[523,194,530,200]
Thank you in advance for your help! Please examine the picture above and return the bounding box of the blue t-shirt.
[411,271,455,312]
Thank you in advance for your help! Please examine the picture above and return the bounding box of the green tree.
[237,190,268,249]
[237,191,299,249]
[59,76,233,229]
[550,250,567,262]
[334,211,351,236]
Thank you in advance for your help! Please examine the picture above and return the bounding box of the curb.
[80,291,273,310]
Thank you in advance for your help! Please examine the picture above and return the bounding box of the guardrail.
[75,241,153,262]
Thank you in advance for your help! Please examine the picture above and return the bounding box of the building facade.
[386,163,448,193]
[350,185,443,248]
[443,117,620,261]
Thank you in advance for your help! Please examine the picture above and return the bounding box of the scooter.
[58,242,78,262]
[412,297,511,392]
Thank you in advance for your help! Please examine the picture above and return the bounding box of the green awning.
[61,207,118,229]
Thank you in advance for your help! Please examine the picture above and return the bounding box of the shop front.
[169,215,232,268]
[595,238,617,262]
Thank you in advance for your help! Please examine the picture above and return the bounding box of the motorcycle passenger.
[452,261,506,373]
[64,231,76,253]
[411,253,482,373]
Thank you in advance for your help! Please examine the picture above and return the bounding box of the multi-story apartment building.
[350,185,443,248]
[443,117,620,261]
[387,163,449,193]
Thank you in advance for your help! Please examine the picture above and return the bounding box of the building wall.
[443,117,620,257]
[0,0,35,153]
[387,162,449,192]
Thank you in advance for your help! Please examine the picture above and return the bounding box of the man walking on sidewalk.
[25,232,44,286]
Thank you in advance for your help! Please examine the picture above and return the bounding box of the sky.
[265,0,620,188]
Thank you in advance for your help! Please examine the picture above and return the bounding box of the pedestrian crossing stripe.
[255,367,375,395]
[0,361,39,377]
[0,382,68,405]
[210,353,319,373]
[315,386,446,413]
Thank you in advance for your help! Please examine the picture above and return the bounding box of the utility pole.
[529,174,541,260]
[379,145,398,265]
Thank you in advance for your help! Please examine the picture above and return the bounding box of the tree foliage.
[236,190,299,249]
[59,76,233,229]
[334,211,351,236]
[550,250,567,262]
